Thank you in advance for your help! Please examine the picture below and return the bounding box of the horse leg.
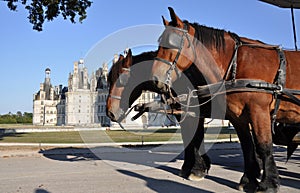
[189,117,211,181]
[230,118,261,192]
[250,110,280,193]
[179,117,210,181]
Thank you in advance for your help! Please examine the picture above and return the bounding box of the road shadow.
[117,169,214,193]
[40,145,183,176]
[206,145,300,190]
[34,189,51,193]
[40,143,300,191]
[0,129,23,141]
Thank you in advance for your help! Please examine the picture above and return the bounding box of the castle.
[33,59,110,126]
[33,56,174,128]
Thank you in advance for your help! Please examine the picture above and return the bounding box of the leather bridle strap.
[108,94,122,100]
[154,57,182,83]
[154,24,193,86]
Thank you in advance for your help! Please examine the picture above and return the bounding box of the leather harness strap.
[271,48,286,132]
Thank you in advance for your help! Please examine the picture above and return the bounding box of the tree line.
[0,112,33,124]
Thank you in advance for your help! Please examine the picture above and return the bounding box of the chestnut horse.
[106,49,212,180]
[151,7,300,193]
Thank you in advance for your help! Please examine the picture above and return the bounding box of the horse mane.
[186,21,227,51]
[107,50,157,86]
[186,21,268,51]
[132,50,157,64]
[107,55,124,86]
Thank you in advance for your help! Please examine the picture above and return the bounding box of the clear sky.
[0,0,299,114]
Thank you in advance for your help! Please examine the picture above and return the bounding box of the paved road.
[0,143,299,193]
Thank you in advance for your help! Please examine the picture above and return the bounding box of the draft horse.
[151,7,300,192]
[106,49,211,180]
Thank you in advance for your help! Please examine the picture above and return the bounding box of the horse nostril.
[153,76,167,92]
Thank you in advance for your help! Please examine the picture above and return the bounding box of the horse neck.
[193,33,236,84]
[127,59,158,106]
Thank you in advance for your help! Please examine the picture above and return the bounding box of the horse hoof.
[237,183,257,192]
[188,173,205,181]
[237,184,245,192]
[179,170,189,179]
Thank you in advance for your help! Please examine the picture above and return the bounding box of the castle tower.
[45,68,51,80]
[44,68,52,100]
[33,68,59,126]
[102,62,108,81]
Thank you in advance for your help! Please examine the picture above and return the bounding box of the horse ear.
[168,7,183,28]
[118,54,124,62]
[127,49,132,57]
[124,49,132,68]
[162,16,169,26]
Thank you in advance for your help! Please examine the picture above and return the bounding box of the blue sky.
[0,0,299,114]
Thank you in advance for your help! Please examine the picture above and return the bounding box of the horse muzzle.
[107,108,125,123]
[152,75,170,94]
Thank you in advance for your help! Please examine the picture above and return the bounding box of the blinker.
[161,32,182,49]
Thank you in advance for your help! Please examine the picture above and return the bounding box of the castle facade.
[33,57,173,128]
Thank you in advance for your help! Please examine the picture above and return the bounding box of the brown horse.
[106,49,214,180]
[151,7,300,193]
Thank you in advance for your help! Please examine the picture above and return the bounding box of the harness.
[153,25,300,130]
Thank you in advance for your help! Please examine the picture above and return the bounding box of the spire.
[44,68,51,85]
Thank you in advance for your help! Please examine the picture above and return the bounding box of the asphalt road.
[0,143,299,193]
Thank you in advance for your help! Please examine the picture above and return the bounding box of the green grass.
[0,127,237,144]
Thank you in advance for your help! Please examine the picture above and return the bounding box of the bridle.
[154,23,196,88]
[107,66,135,125]
[152,23,240,112]
[108,67,131,101]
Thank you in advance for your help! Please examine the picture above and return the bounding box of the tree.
[0,112,33,124]
[3,0,92,31]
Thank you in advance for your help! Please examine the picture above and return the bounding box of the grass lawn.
[0,127,237,144]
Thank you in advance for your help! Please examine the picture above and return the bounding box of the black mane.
[186,21,240,51]
[107,55,123,87]
[107,50,157,87]
[132,50,157,64]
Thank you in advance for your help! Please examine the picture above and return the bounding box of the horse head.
[152,7,238,94]
[152,7,197,94]
[106,50,132,122]
[106,49,158,123]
